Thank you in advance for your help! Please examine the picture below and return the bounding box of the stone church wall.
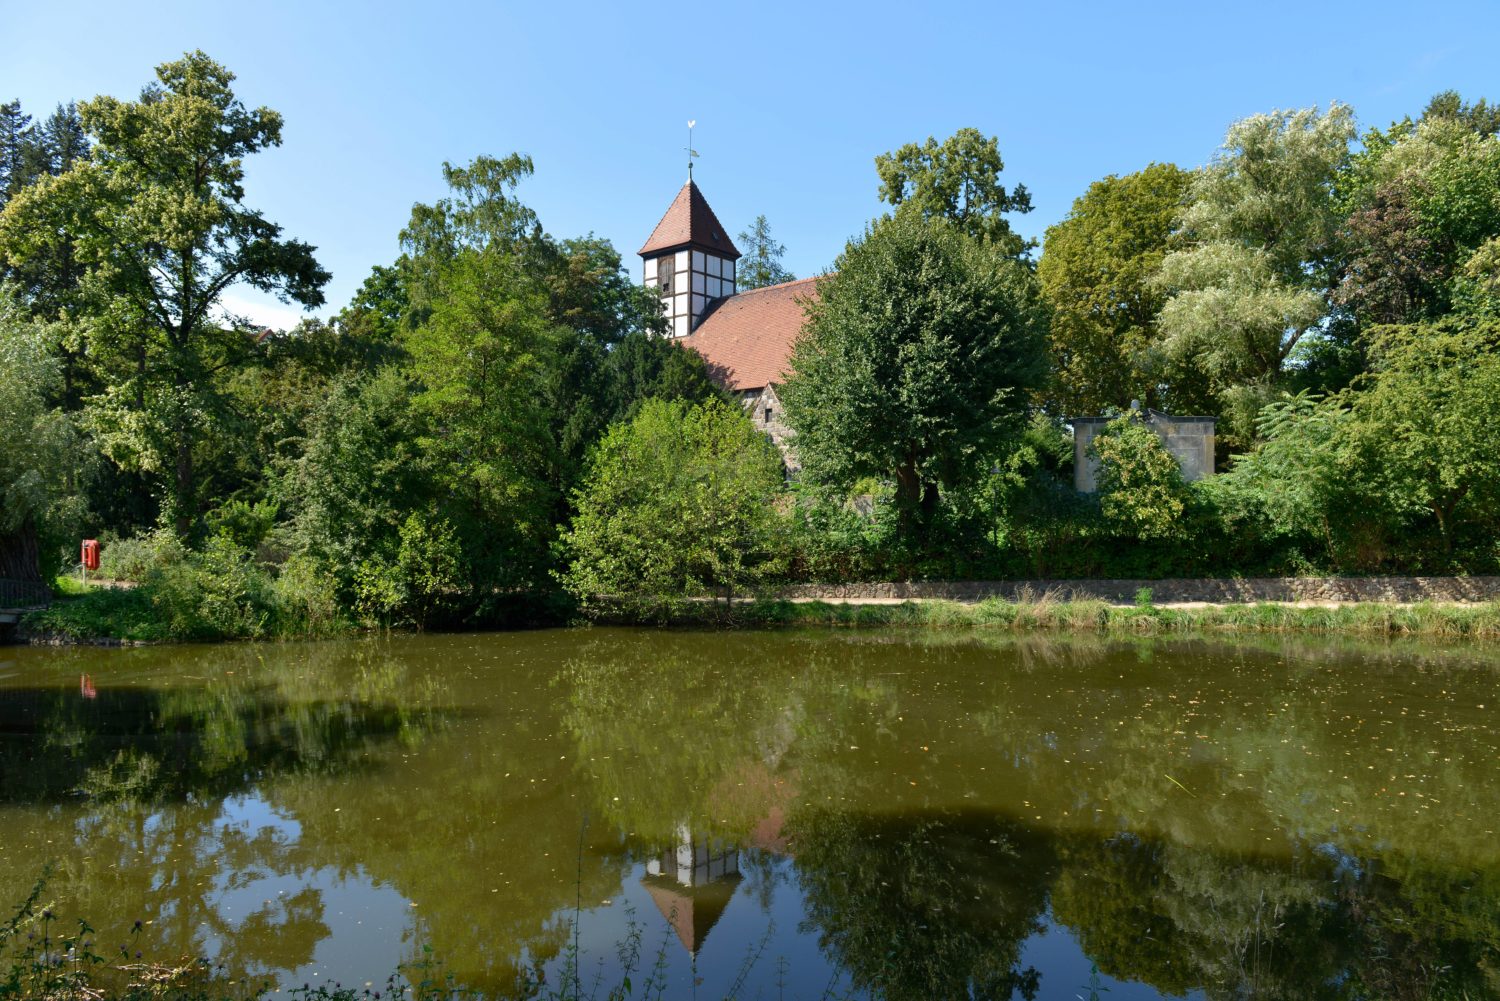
[1074,412,1215,492]
[740,385,799,474]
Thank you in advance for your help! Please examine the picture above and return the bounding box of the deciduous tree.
[1038,163,1192,416]
[0,51,329,536]
[1089,414,1191,541]
[0,299,80,581]
[1154,104,1355,442]
[875,127,1034,257]
[559,397,786,615]
[781,213,1047,537]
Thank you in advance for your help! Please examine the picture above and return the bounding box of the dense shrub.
[95,530,184,582]
[559,397,787,617]
[32,531,347,642]
[354,511,465,629]
[1090,415,1192,541]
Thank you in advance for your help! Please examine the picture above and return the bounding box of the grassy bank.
[22,586,1500,645]
[19,585,165,643]
[20,573,352,645]
[668,596,1500,639]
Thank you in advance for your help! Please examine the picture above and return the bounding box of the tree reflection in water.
[560,631,1500,1000]
[0,639,448,986]
[1,631,1499,999]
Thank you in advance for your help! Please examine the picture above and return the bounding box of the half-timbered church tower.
[638,180,741,338]
[638,179,819,467]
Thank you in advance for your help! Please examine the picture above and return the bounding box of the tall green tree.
[781,213,1047,536]
[1215,318,1500,568]
[1154,104,1355,441]
[537,233,679,485]
[1338,108,1500,323]
[875,127,1034,257]
[599,329,725,419]
[1038,163,1193,416]
[1345,318,1500,556]
[0,299,80,582]
[735,214,794,289]
[0,100,34,207]
[1208,391,1360,563]
[395,157,560,594]
[0,51,329,536]
[1420,89,1500,138]
[283,369,430,596]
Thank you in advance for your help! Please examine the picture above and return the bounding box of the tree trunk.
[174,425,194,538]
[920,480,941,525]
[1432,502,1452,556]
[0,517,45,583]
[894,460,922,539]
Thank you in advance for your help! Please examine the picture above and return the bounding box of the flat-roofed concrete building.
[1072,409,1216,492]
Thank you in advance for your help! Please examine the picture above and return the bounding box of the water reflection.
[1,631,1498,998]
[641,828,743,956]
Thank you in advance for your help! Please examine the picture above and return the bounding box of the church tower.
[639,180,741,338]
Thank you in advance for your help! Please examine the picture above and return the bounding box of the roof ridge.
[639,181,691,254]
[732,275,821,295]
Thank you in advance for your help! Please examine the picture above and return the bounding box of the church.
[637,178,1218,488]
[637,178,816,465]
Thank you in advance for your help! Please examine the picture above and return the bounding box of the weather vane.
[686,119,699,180]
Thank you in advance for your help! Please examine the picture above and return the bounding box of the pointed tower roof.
[638,180,741,259]
[640,873,741,956]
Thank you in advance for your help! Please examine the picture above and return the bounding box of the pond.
[1,629,1498,999]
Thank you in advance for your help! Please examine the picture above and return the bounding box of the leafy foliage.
[559,398,786,616]
[0,51,329,535]
[1089,415,1191,541]
[1038,163,1194,415]
[0,297,80,579]
[875,127,1034,257]
[781,213,1047,537]
[355,511,465,629]
[1155,104,1356,443]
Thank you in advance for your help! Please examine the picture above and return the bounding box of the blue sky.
[6,0,1499,328]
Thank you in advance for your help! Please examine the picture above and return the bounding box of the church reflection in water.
[640,825,743,956]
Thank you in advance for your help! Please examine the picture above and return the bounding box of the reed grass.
[705,595,1500,639]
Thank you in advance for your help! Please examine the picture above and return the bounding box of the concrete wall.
[1074,411,1215,492]
[778,577,1500,604]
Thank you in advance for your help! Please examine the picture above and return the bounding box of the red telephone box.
[82,539,100,571]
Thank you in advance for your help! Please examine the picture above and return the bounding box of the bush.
[354,511,464,629]
[559,397,787,617]
[784,484,893,583]
[1090,414,1191,541]
[95,529,184,582]
[31,531,350,642]
[143,535,274,641]
[271,553,345,636]
[204,497,280,552]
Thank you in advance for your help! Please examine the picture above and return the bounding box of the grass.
[23,578,1500,645]
[678,594,1500,639]
[21,584,166,643]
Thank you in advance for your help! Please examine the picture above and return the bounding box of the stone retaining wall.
[778,577,1500,604]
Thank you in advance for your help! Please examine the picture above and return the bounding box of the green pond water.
[1,629,1498,999]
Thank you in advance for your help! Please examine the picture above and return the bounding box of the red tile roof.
[679,276,821,391]
[638,180,741,259]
